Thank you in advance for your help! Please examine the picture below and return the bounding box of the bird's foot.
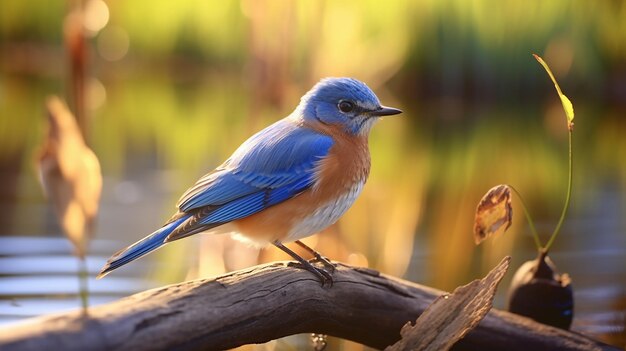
[274,240,334,287]
[287,261,333,287]
[307,254,336,273]
[294,240,336,273]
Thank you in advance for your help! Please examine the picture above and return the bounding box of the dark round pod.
[507,249,574,329]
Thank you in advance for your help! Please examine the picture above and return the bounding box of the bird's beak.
[371,105,402,116]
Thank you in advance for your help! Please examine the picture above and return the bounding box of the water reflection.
[0,237,157,325]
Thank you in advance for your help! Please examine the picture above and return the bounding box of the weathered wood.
[387,256,510,351]
[0,262,617,351]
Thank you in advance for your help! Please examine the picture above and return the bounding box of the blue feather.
[97,215,189,278]
[156,121,333,242]
[177,170,259,209]
[177,119,333,213]
[196,173,314,225]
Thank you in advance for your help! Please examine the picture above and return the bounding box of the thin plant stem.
[508,185,543,250]
[78,256,89,314]
[545,130,573,252]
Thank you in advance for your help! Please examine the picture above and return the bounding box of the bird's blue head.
[297,77,402,135]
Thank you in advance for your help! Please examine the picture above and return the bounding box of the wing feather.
[166,119,333,241]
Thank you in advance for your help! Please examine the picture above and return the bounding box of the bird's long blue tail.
[97,216,188,278]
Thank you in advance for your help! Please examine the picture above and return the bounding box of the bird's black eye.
[338,100,354,113]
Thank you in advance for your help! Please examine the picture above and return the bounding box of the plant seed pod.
[507,249,574,329]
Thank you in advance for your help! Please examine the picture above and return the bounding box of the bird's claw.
[307,255,336,273]
[287,261,333,287]
[274,241,334,287]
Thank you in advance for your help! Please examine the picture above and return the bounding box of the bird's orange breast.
[233,121,370,244]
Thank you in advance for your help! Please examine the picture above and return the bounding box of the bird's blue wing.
[168,119,334,240]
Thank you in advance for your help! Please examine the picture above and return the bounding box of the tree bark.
[0,262,617,351]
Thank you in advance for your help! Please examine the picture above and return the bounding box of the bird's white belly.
[285,181,364,242]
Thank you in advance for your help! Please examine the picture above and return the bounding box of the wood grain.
[0,262,617,351]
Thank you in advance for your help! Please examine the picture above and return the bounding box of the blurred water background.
[1,1,625,349]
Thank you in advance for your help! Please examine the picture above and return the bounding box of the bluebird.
[98,77,401,285]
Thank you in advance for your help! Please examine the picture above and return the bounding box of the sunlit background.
[1,0,625,349]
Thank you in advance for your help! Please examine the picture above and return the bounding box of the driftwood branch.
[0,262,617,351]
[387,256,511,351]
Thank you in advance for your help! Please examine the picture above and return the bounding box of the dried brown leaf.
[473,184,513,245]
[37,96,102,258]
[386,256,511,351]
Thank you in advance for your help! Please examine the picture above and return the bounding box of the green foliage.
[533,54,575,129]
